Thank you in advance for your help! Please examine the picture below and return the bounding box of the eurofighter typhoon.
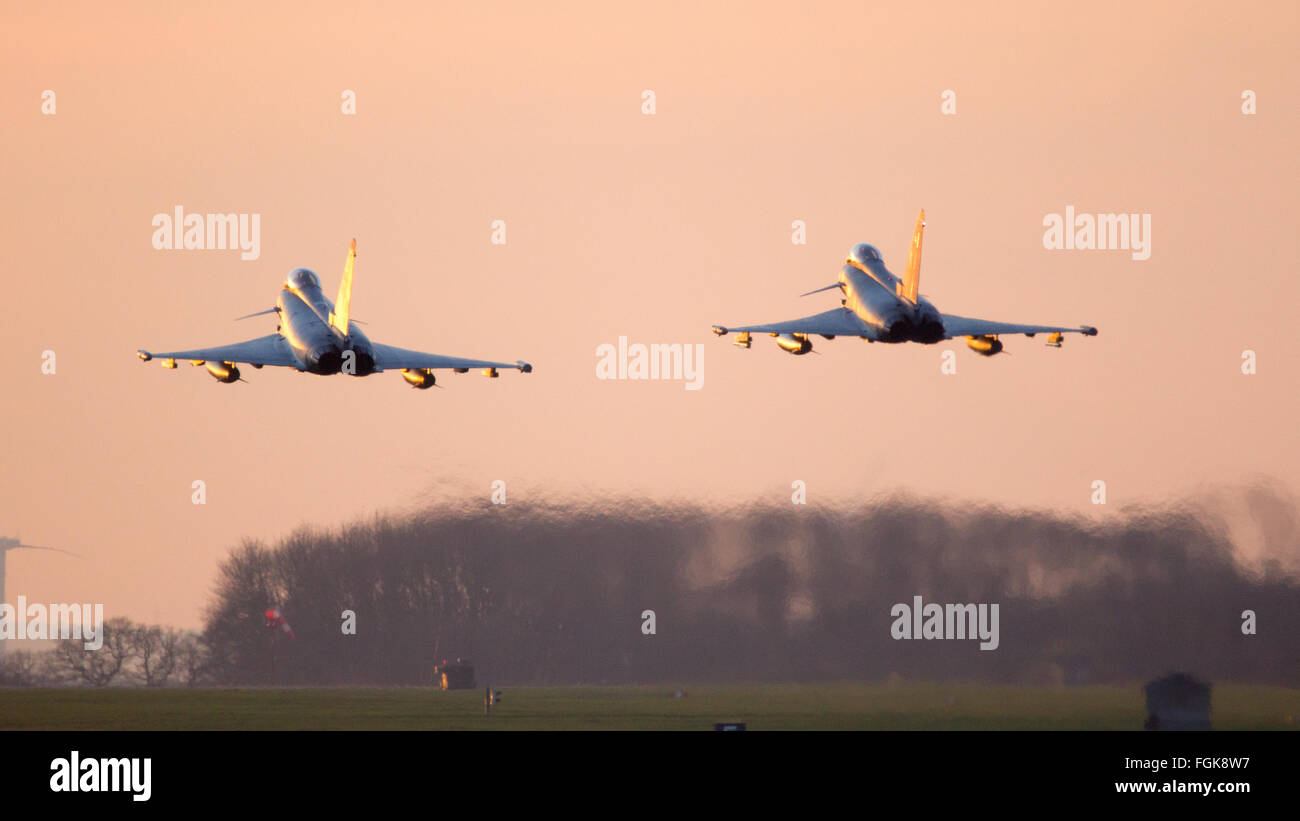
[712,211,1097,357]
[137,240,533,389]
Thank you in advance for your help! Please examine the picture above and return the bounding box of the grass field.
[1,683,1297,730]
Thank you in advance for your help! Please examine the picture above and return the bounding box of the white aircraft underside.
[712,210,1097,357]
[137,240,533,389]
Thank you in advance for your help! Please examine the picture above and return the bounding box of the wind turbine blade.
[15,544,81,557]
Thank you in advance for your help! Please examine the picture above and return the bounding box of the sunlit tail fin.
[901,209,924,304]
[331,238,356,336]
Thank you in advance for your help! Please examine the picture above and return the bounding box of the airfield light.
[484,685,504,716]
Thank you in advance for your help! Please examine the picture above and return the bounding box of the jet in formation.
[712,210,1097,357]
[137,240,532,389]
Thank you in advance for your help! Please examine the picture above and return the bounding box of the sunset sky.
[2,1,1296,629]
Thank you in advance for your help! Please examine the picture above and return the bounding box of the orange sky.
[1,1,1297,629]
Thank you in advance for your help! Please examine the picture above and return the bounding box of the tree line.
[0,620,208,687]
[199,491,1300,687]
[6,486,1298,687]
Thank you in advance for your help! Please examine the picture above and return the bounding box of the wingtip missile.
[137,349,177,369]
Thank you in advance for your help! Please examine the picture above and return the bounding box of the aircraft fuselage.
[277,269,376,375]
[840,259,945,343]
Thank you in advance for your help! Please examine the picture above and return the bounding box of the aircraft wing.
[940,314,1097,340]
[712,307,880,339]
[137,334,301,367]
[370,342,533,373]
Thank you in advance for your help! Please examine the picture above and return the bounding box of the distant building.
[1144,672,1211,730]
[434,658,477,691]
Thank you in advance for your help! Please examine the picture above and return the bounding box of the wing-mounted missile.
[482,368,499,378]
[712,325,753,349]
[1046,332,1064,348]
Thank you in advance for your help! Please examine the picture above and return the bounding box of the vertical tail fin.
[331,238,356,336]
[901,209,924,304]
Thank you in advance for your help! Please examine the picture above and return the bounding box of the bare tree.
[131,625,181,687]
[41,650,72,686]
[176,631,209,687]
[53,617,137,687]
[0,649,49,687]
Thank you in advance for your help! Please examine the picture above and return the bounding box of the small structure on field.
[434,658,476,690]
[1144,672,1211,730]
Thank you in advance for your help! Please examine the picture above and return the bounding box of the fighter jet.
[712,210,1097,357]
[137,240,533,389]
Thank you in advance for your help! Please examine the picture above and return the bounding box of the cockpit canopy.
[287,268,321,291]
[848,243,883,265]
